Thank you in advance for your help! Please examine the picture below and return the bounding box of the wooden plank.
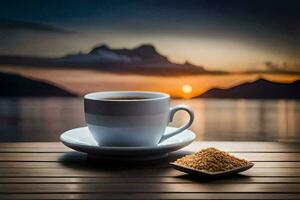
[0,143,61,148]
[1,152,300,162]
[0,167,300,177]
[0,142,299,152]
[0,152,86,162]
[0,177,300,184]
[0,147,70,153]
[0,193,299,200]
[252,162,300,168]
[1,161,300,168]
[0,183,299,193]
[185,142,300,153]
[0,161,169,169]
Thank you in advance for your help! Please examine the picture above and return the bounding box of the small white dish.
[60,126,196,161]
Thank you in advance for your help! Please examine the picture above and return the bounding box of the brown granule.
[175,147,250,172]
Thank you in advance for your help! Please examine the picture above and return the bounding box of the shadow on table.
[175,173,251,183]
[58,150,193,170]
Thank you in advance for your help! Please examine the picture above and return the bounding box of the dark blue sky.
[0,0,299,70]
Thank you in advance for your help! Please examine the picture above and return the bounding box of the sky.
[0,0,299,71]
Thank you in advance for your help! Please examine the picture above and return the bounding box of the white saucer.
[60,126,196,161]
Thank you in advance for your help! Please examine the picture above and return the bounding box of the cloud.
[61,49,140,63]
[0,19,76,35]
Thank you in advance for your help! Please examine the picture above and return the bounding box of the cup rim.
[84,91,170,102]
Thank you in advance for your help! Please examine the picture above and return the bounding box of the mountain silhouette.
[89,44,169,63]
[0,43,226,76]
[0,72,77,97]
[199,78,300,99]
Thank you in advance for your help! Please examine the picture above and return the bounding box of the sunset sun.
[182,84,193,94]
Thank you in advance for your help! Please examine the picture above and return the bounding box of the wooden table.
[0,142,300,199]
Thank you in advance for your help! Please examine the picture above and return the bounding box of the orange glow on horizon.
[0,66,299,99]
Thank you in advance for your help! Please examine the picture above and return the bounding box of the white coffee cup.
[84,91,194,147]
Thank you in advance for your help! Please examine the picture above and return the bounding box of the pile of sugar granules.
[175,147,250,172]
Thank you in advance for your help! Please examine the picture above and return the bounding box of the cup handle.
[159,105,194,143]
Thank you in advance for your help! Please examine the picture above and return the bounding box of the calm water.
[0,98,299,142]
